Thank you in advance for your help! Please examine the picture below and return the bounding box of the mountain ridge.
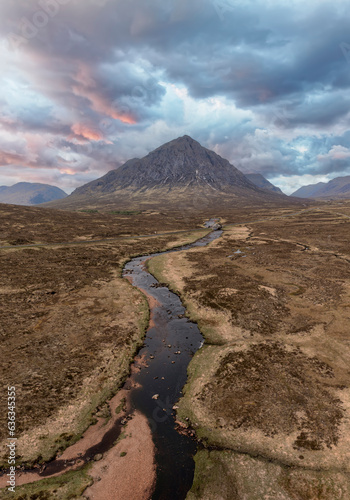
[72,136,261,196]
[291,176,350,199]
[245,173,284,195]
[0,182,67,206]
[48,135,305,210]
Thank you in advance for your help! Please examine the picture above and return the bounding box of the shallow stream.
[122,223,222,499]
[0,222,222,499]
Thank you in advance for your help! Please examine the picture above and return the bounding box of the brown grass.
[149,203,350,496]
[0,205,209,468]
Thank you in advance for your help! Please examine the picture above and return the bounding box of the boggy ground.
[0,203,210,499]
[147,204,350,499]
[0,201,311,246]
[0,203,206,246]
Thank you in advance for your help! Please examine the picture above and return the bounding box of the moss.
[146,254,169,284]
[0,465,93,500]
[108,210,142,215]
[118,431,127,442]
[147,253,223,345]
[187,450,350,500]
[187,449,238,500]
[115,398,126,415]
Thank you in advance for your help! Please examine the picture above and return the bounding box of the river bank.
[0,227,214,499]
[148,209,350,499]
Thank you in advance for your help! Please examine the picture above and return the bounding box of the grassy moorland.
[147,202,350,499]
[0,203,209,480]
[2,199,349,499]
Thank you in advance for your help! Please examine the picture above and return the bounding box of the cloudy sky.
[0,0,349,194]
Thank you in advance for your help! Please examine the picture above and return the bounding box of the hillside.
[291,176,350,199]
[245,173,284,195]
[0,182,67,206]
[48,136,294,211]
[291,182,327,198]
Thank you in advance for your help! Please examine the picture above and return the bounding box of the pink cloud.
[317,145,350,162]
[72,63,138,125]
[0,150,24,165]
[71,123,104,141]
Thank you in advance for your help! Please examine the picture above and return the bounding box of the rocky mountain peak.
[66,135,289,207]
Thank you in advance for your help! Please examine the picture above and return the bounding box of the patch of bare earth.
[83,411,155,500]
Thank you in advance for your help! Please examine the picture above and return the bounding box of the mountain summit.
[74,135,258,195]
[0,182,67,206]
[51,135,291,210]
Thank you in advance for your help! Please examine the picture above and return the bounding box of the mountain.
[48,135,298,210]
[0,182,67,206]
[291,176,350,199]
[73,136,261,195]
[245,173,284,195]
[291,182,326,198]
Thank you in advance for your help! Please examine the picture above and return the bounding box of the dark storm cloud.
[0,105,72,136]
[0,0,350,192]
[157,7,350,114]
[2,1,349,108]
[263,92,350,130]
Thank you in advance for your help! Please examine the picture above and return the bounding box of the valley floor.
[1,200,350,499]
[0,203,210,499]
[148,203,350,499]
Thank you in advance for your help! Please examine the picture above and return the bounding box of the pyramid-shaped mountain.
[54,135,290,209]
[75,135,259,194]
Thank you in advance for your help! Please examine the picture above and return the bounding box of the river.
[122,223,222,499]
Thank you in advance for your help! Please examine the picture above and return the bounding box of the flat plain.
[1,200,350,499]
[148,201,350,499]
[0,204,208,478]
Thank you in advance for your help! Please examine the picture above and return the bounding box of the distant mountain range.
[0,182,67,206]
[245,173,284,195]
[49,135,295,210]
[291,175,350,199]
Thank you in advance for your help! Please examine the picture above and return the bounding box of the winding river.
[0,222,222,499]
[122,223,222,499]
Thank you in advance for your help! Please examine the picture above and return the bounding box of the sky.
[0,0,350,195]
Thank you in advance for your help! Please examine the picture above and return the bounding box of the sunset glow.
[0,0,349,194]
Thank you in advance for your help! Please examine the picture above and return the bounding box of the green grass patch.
[115,397,126,415]
[0,465,93,500]
[187,450,229,499]
[108,210,142,215]
[285,282,306,296]
[114,431,127,446]
[147,252,224,345]
[146,254,169,284]
[187,450,350,500]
